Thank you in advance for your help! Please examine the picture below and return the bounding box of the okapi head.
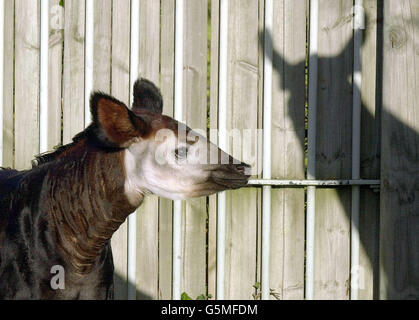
[24,78,251,277]
[89,78,251,206]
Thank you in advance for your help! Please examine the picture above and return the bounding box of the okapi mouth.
[209,163,252,190]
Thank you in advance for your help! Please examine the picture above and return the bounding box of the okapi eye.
[174,147,188,159]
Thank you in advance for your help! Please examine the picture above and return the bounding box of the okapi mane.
[32,125,120,168]
[32,129,87,167]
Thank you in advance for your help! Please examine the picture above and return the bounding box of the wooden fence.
[0,0,418,300]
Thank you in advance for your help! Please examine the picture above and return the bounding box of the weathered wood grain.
[136,0,161,300]
[180,0,209,299]
[93,0,112,92]
[359,0,380,300]
[48,0,64,151]
[109,0,131,300]
[224,0,260,300]
[2,0,14,168]
[255,0,264,297]
[158,0,175,300]
[208,0,220,300]
[380,0,419,300]
[269,0,306,300]
[62,0,85,144]
[314,0,353,300]
[14,0,40,170]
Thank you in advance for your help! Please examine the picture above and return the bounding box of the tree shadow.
[259,5,419,299]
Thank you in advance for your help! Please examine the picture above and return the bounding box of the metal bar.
[127,0,140,301]
[248,179,380,186]
[261,0,273,301]
[84,0,94,127]
[306,0,319,300]
[351,0,363,300]
[40,0,49,154]
[216,0,229,301]
[0,0,4,167]
[172,0,184,301]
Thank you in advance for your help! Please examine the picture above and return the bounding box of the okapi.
[0,79,251,299]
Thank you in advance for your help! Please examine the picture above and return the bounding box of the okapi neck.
[43,147,140,275]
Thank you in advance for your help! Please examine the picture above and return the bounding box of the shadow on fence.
[113,272,153,300]
[259,5,419,299]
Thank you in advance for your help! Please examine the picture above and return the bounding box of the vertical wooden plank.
[110,0,130,300]
[93,0,112,92]
[314,0,353,300]
[255,0,264,297]
[380,0,419,300]
[269,0,306,300]
[314,189,351,299]
[62,0,85,144]
[14,0,40,170]
[158,0,175,300]
[208,0,220,300]
[224,0,260,300]
[359,187,380,299]
[137,194,159,299]
[110,0,130,105]
[160,0,175,119]
[359,0,380,300]
[48,0,64,151]
[138,1,160,83]
[181,0,209,298]
[2,0,14,168]
[136,0,160,300]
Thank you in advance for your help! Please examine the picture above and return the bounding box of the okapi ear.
[132,78,163,114]
[90,92,145,148]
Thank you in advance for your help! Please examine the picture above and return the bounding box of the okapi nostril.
[236,165,245,173]
[235,163,251,175]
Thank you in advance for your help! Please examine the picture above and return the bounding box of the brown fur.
[96,98,140,147]
[43,142,137,275]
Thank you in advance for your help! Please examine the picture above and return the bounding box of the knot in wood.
[388,26,406,49]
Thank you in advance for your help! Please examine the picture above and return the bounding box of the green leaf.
[196,294,206,300]
[253,282,261,290]
[181,292,193,300]
[59,0,64,7]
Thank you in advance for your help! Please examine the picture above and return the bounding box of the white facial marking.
[123,134,213,204]
[124,143,147,207]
